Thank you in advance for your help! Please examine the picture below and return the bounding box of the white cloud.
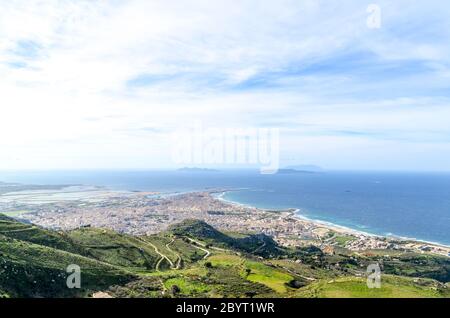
[0,0,449,170]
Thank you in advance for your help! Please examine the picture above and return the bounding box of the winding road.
[136,237,174,271]
[165,238,182,269]
[186,237,211,259]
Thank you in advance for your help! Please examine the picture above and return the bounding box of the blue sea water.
[1,170,450,246]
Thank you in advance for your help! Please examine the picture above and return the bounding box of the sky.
[0,0,450,171]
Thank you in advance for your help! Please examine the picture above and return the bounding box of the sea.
[1,170,450,246]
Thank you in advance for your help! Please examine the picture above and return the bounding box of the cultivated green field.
[296,276,447,298]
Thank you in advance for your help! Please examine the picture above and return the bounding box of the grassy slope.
[0,214,83,254]
[241,260,293,293]
[382,253,450,282]
[0,233,133,297]
[1,214,449,298]
[168,219,282,257]
[295,276,448,298]
[0,215,162,271]
[67,228,160,270]
[0,215,147,297]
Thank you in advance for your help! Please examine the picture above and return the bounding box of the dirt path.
[137,237,174,271]
[186,237,211,259]
[0,226,36,233]
[165,238,182,269]
[251,242,266,254]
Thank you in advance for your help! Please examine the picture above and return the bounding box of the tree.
[245,291,257,298]
[286,279,306,289]
[171,285,180,295]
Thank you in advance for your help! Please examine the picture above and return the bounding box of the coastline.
[215,190,450,251]
[3,183,449,256]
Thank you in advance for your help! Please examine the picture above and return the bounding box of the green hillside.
[169,219,281,257]
[295,276,449,298]
[0,233,133,297]
[67,228,161,270]
[0,214,449,298]
[0,214,83,254]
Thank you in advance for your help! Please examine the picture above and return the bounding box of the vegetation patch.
[296,276,446,298]
[209,254,243,267]
[333,235,355,247]
[164,276,211,296]
[242,261,293,293]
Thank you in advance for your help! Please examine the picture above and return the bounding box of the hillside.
[168,219,281,257]
[0,233,133,298]
[0,214,449,298]
[0,215,135,297]
[0,214,83,254]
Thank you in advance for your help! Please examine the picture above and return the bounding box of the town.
[1,185,449,258]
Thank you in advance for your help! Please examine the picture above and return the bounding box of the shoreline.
[214,190,450,250]
[3,183,450,255]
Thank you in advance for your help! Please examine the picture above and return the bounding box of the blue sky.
[0,0,449,171]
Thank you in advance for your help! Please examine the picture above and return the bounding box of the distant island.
[176,167,220,172]
[276,165,323,174]
[284,165,323,172]
[276,169,316,174]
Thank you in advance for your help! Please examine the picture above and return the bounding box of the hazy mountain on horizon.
[176,167,220,172]
[284,165,323,172]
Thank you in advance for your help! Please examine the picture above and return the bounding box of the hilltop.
[169,219,281,257]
